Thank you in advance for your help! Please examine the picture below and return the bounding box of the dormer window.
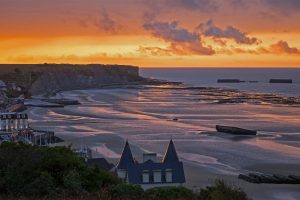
[165,169,173,183]
[153,170,162,183]
[142,170,150,183]
[117,169,127,180]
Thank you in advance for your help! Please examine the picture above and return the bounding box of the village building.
[116,140,185,189]
[0,112,63,145]
[0,112,29,132]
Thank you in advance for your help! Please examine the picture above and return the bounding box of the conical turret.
[162,140,179,163]
[117,140,135,169]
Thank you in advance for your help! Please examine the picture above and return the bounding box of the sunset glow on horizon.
[1,0,300,67]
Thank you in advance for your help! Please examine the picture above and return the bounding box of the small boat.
[216,125,257,135]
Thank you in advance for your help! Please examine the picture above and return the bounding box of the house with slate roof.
[116,140,185,189]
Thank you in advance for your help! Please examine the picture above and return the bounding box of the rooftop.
[117,140,185,185]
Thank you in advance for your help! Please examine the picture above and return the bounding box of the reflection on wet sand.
[28,86,300,200]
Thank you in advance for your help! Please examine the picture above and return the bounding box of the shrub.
[146,186,194,200]
[200,180,250,200]
[111,184,144,200]
[0,142,118,197]
[63,170,84,195]
[0,142,251,200]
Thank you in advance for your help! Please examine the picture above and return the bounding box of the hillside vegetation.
[0,142,250,200]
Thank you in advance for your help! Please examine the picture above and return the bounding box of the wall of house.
[141,183,182,190]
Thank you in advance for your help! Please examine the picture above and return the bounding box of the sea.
[28,67,300,199]
[140,68,300,97]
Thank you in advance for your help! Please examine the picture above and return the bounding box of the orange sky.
[1,0,300,67]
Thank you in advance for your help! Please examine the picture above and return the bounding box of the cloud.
[268,40,300,54]
[224,40,300,55]
[143,0,218,11]
[143,21,215,55]
[165,0,218,11]
[198,20,260,45]
[141,0,218,21]
[5,52,139,64]
[138,46,172,56]
[230,0,247,8]
[78,8,119,32]
[144,21,198,43]
[96,8,117,32]
[263,0,300,14]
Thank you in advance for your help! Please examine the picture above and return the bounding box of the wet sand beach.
[29,86,300,200]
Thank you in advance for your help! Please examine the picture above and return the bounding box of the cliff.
[0,64,143,96]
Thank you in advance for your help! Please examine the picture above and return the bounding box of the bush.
[63,170,84,195]
[0,142,250,200]
[146,186,194,200]
[0,142,119,197]
[200,180,250,200]
[111,183,144,200]
[22,172,55,196]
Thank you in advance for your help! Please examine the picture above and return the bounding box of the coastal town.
[0,64,299,200]
[2,0,300,198]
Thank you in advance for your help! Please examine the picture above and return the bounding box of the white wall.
[141,183,181,190]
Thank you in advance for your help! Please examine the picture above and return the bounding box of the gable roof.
[162,140,179,163]
[116,140,185,185]
[86,158,115,171]
[117,140,135,169]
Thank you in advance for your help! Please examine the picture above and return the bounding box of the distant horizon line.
[140,66,300,69]
[0,63,300,69]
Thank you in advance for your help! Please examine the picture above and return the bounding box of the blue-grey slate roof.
[117,140,135,169]
[163,139,179,163]
[117,140,185,185]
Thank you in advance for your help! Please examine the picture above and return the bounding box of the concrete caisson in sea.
[216,125,257,135]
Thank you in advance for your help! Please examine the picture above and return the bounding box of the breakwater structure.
[239,173,300,184]
[269,79,293,84]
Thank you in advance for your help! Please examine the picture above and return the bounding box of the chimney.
[143,153,157,162]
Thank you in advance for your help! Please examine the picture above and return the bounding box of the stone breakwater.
[0,64,143,95]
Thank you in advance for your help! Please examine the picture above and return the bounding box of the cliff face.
[0,64,142,95]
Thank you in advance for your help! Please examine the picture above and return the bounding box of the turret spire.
[162,140,179,163]
[117,140,135,169]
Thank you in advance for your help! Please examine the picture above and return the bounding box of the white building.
[0,112,29,132]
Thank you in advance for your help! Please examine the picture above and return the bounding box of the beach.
[28,86,300,200]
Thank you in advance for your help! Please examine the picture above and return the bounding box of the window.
[117,169,127,180]
[142,170,150,183]
[165,169,173,183]
[153,170,162,183]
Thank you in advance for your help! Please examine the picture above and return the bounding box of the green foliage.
[22,172,55,196]
[111,183,144,200]
[63,170,84,195]
[0,142,250,200]
[0,142,119,197]
[200,180,249,200]
[146,186,194,200]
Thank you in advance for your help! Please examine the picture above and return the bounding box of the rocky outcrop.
[0,64,143,96]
